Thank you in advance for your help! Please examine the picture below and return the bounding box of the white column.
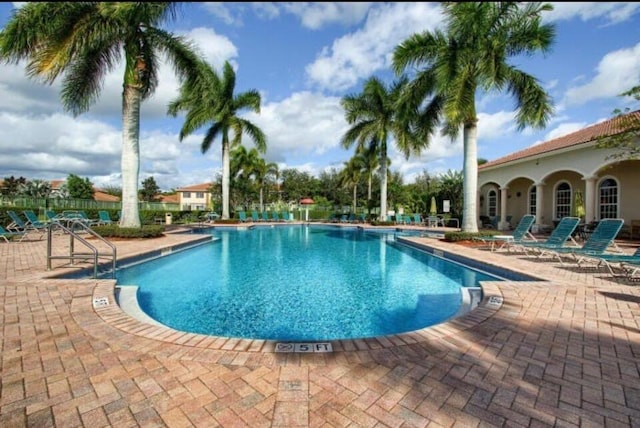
[535,182,545,230]
[584,176,597,223]
[499,187,509,230]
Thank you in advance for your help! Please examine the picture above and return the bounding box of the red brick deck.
[1,225,639,427]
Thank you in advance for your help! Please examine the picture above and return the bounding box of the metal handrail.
[46,219,117,279]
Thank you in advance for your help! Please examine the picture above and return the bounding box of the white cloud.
[547,2,640,25]
[244,91,348,162]
[201,2,245,26]
[563,43,640,106]
[305,2,443,92]
[281,2,372,30]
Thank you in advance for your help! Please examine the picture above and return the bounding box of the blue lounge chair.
[7,210,46,240]
[516,216,581,255]
[413,214,424,226]
[251,211,260,222]
[23,210,49,228]
[98,210,114,225]
[576,247,640,275]
[539,218,625,264]
[476,214,536,252]
[0,225,24,242]
[238,211,247,222]
[261,211,270,222]
[45,210,60,222]
[271,212,281,222]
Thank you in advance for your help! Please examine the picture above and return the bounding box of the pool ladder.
[46,220,117,279]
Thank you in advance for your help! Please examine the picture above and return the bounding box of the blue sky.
[0,2,639,192]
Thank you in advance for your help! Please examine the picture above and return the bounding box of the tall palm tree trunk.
[259,187,264,212]
[119,86,142,228]
[368,175,372,201]
[221,137,230,219]
[379,148,388,221]
[352,185,357,213]
[462,120,479,233]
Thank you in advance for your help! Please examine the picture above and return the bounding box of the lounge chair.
[538,218,625,264]
[45,210,61,222]
[575,247,640,276]
[476,214,536,252]
[251,211,260,222]
[238,211,248,222]
[271,212,281,222]
[7,210,46,241]
[261,211,270,222]
[0,225,24,242]
[23,210,49,229]
[98,210,114,225]
[413,214,424,226]
[515,216,581,255]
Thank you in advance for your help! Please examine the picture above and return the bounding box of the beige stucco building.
[478,110,640,235]
[176,183,212,211]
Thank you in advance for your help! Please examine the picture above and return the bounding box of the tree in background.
[0,3,204,228]
[338,155,364,213]
[18,179,51,198]
[341,76,426,221]
[595,86,640,160]
[66,174,94,199]
[280,169,319,203]
[393,2,555,233]
[1,176,27,196]
[102,185,123,198]
[140,176,160,202]
[169,60,267,220]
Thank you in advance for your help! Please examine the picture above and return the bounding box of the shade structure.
[300,198,314,221]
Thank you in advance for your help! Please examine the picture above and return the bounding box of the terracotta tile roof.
[94,190,120,202]
[158,194,179,204]
[479,109,640,170]
[176,183,212,192]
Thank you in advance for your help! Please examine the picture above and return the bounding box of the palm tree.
[18,179,51,198]
[252,157,278,212]
[392,2,555,232]
[339,155,365,213]
[168,60,267,219]
[358,144,380,202]
[0,2,203,227]
[340,76,426,221]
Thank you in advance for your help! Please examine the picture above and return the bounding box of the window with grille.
[488,190,497,217]
[599,178,618,219]
[555,182,571,219]
[196,192,204,198]
[529,186,536,216]
[183,192,191,198]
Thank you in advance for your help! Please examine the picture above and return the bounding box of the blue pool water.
[115,225,499,341]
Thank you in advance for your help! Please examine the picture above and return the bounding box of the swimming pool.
[114,225,500,341]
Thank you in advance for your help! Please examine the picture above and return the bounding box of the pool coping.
[80,234,527,362]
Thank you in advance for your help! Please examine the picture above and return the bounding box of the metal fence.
[0,196,181,212]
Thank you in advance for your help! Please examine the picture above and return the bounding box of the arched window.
[529,186,537,216]
[599,178,618,219]
[487,190,497,217]
[555,182,571,219]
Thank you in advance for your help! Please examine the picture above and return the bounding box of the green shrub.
[443,230,497,242]
[92,224,165,238]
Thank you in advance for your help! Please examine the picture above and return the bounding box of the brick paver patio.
[1,224,639,427]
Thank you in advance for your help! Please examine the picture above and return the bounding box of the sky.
[0,2,639,193]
